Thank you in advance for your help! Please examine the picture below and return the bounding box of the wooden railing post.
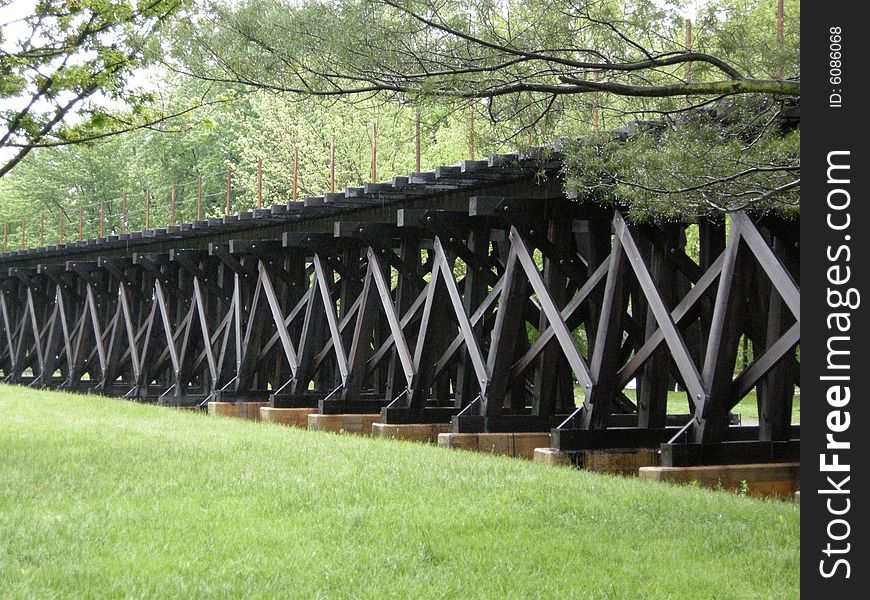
[371,121,378,182]
[225,168,232,216]
[197,177,203,221]
[257,159,263,209]
[293,148,299,201]
[415,111,421,172]
[777,0,784,79]
[469,103,475,160]
[330,136,336,193]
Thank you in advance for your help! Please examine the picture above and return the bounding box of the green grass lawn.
[574,387,801,424]
[634,390,800,424]
[0,385,799,599]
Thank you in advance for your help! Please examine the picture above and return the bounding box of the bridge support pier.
[207,401,268,420]
[260,407,317,428]
[307,413,381,435]
[533,447,660,475]
[371,422,450,444]
[639,462,800,500]
[437,432,551,459]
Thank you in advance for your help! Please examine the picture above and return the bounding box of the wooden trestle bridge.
[0,149,800,466]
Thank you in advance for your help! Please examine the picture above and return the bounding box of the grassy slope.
[0,385,798,599]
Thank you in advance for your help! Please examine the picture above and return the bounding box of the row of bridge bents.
[0,194,800,463]
[0,150,563,268]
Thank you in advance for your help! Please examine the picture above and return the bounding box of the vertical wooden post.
[685,18,693,106]
[415,111,421,172]
[79,205,84,241]
[371,121,378,182]
[59,212,64,245]
[197,177,203,221]
[122,194,128,234]
[329,136,336,193]
[170,183,176,226]
[527,128,533,148]
[100,201,105,237]
[469,103,475,160]
[145,189,151,230]
[20,220,25,249]
[593,71,600,130]
[777,0,784,79]
[257,159,263,209]
[40,213,45,247]
[293,148,299,202]
[225,167,232,216]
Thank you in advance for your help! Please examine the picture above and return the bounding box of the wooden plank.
[614,214,707,406]
[660,440,799,467]
[732,322,799,403]
[697,228,743,443]
[510,227,593,391]
[192,277,218,383]
[433,277,503,381]
[636,224,679,429]
[616,251,724,388]
[553,427,681,451]
[433,237,490,394]
[258,260,300,378]
[368,249,415,390]
[454,225,490,407]
[483,245,527,415]
[313,254,348,384]
[733,211,799,320]
[380,407,457,424]
[580,236,628,429]
[85,284,108,376]
[341,265,378,400]
[531,216,575,416]
[154,280,181,377]
[118,282,142,381]
[25,286,46,377]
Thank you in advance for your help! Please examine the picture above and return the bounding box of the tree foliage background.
[0,0,799,245]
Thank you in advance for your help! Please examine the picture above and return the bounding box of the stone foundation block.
[533,447,573,467]
[533,447,660,475]
[371,422,450,444]
[437,432,551,459]
[638,462,800,500]
[260,407,318,428]
[207,401,268,421]
[307,413,380,435]
[580,448,660,475]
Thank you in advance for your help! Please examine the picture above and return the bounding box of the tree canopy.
[176,0,797,99]
[168,0,803,217]
[0,0,183,177]
[0,0,800,242]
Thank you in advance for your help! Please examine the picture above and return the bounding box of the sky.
[0,0,165,162]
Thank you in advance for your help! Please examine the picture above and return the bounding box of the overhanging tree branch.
[558,76,800,98]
